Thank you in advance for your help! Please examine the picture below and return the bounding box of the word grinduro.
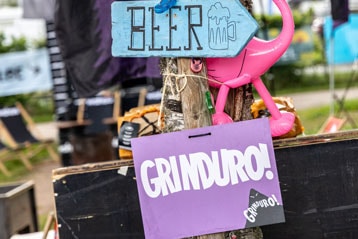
[140,143,274,198]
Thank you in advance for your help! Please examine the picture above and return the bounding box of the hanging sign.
[0,48,52,96]
[131,118,285,239]
[111,0,259,57]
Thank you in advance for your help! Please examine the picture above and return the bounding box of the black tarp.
[330,0,349,28]
[54,0,161,97]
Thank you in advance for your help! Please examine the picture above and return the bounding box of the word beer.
[111,0,258,57]
[127,6,203,52]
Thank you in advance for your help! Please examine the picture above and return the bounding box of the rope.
[162,72,225,90]
[157,72,224,127]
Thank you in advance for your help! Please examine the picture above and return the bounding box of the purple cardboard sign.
[131,118,285,239]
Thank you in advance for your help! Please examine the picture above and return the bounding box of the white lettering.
[169,156,182,193]
[243,194,280,223]
[244,209,256,223]
[211,150,230,186]
[0,107,20,117]
[140,144,274,198]
[180,154,201,190]
[221,149,249,185]
[244,145,265,181]
[190,152,214,190]
[141,160,161,198]
[154,157,174,196]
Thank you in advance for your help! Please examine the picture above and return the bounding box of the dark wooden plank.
[53,163,143,239]
[52,159,134,177]
[262,138,358,239]
[273,129,358,148]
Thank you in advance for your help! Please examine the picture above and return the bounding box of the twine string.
[157,72,224,127]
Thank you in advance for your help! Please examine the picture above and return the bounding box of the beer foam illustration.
[207,2,230,25]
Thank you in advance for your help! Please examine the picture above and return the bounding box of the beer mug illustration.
[208,2,237,50]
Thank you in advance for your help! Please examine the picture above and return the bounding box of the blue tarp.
[324,14,358,64]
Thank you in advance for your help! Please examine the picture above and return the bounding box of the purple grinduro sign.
[131,118,285,239]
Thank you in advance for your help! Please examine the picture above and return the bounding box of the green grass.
[297,99,358,135]
[0,144,56,182]
[0,145,58,231]
[261,65,357,93]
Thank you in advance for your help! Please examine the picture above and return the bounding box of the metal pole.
[329,31,335,116]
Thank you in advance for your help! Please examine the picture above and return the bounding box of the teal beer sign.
[111,0,259,57]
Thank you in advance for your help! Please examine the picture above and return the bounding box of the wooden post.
[162,57,223,239]
[159,1,263,238]
[177,58,212,129]
[160,57,185,133]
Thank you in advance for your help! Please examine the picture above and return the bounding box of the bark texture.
[159,57,185,133]
[177,58,212,129]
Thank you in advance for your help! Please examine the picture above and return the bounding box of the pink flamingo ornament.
[206,0,296,137]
